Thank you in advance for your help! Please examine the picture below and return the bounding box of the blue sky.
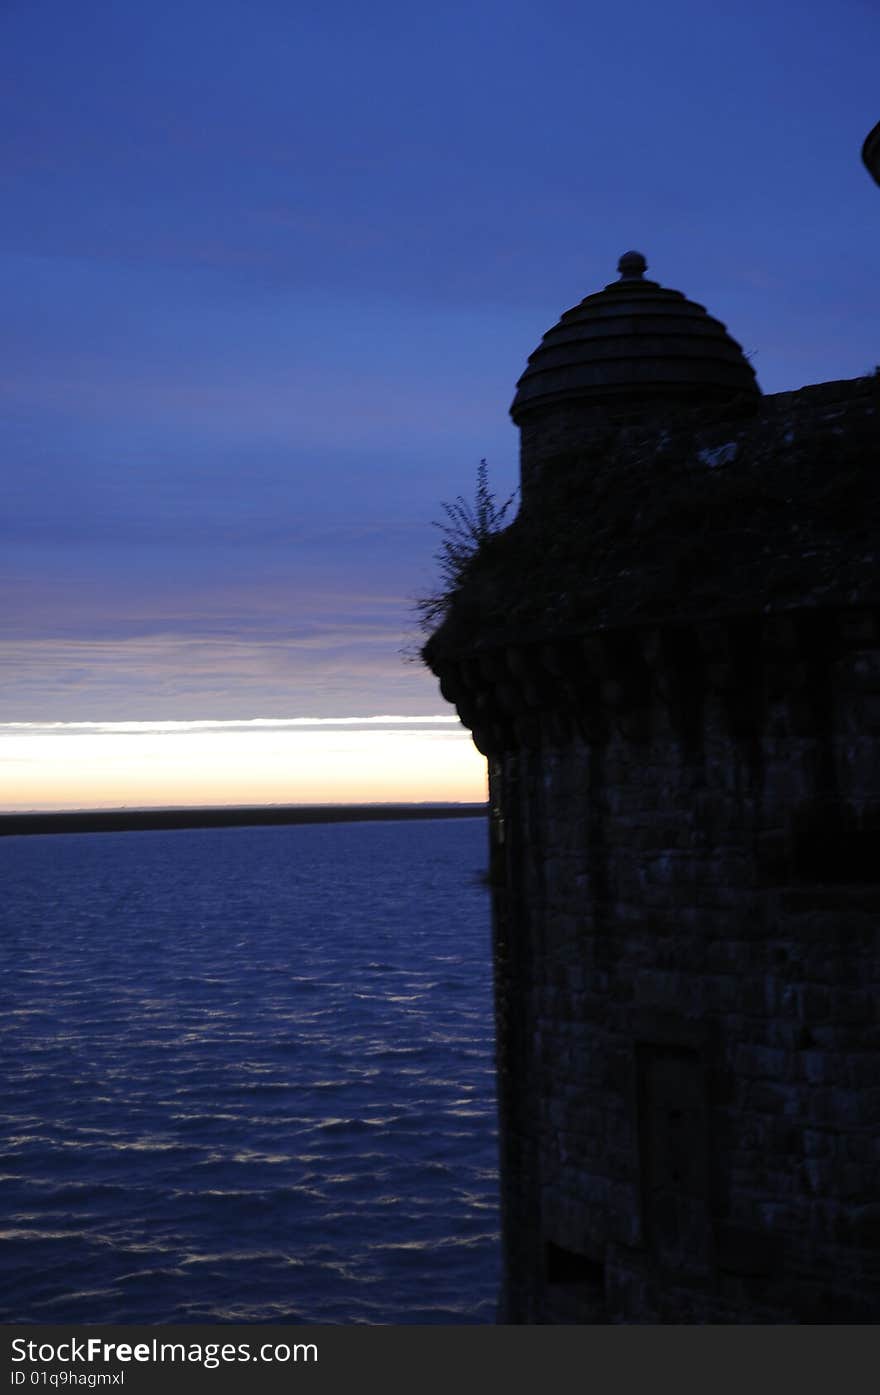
[1,0,878,801]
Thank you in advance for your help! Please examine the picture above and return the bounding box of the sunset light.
[3,0,879,1339]
[0,716,487,811]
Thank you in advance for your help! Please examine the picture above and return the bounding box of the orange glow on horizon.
[0,718,488,812]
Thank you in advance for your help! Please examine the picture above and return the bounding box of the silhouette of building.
[424,249,879,1322]
[864,121,880,186]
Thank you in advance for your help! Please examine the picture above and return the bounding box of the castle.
[424,214,879,1318]
[864,120,880,187]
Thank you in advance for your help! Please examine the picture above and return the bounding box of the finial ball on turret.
[618,250,647,279]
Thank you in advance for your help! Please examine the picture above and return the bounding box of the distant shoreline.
[0,803,488,838]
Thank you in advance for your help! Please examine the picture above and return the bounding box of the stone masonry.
[423,257,880,1323]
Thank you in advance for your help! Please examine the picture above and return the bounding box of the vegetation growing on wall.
[422,379,880,668]
[417,458,517,631]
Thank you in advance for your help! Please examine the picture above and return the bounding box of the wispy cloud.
[4,715,460,738]
[0,630,443,722]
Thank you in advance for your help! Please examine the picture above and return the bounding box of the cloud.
[0,627,444,722]
[5,715,461,738]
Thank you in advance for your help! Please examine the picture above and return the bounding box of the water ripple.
[0,818,499,1323]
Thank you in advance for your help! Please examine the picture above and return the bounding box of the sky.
[2,0,878,808]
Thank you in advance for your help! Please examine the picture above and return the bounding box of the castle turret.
[424,255,880,1323]
[512,253,759,499]
[864,121,880,186]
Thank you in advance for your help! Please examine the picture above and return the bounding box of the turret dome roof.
[511,252,760,421]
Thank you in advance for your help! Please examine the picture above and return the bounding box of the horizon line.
[0,801,488,836]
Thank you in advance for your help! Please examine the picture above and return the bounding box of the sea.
[0,815,499,1324]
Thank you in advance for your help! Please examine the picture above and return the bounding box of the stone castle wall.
[487,610,879,1322]
[425,375,880,1322]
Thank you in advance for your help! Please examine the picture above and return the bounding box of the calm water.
[0,817,499,1324]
